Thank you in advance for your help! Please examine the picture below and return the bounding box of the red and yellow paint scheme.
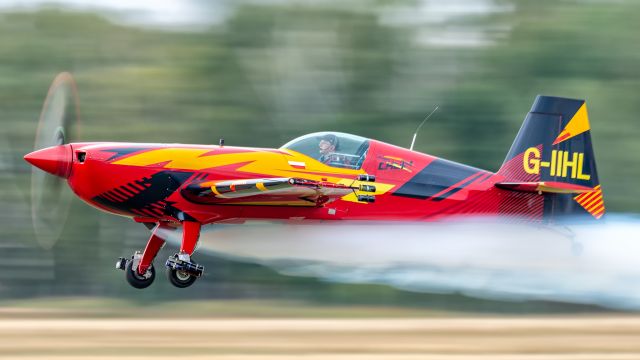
[24,95,604,289]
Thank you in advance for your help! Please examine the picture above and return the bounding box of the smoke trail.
[158,215,640,310]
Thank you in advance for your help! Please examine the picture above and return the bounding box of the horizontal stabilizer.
[495,181,593,194]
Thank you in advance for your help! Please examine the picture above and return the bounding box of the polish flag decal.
[288,161,306,169]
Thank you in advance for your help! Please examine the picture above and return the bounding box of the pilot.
[318,134,338,164]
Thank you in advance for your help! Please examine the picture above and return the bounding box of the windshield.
[281,132,370,169]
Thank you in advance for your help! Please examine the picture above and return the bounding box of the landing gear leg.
[165,221,203,288]
[117,224,166,289]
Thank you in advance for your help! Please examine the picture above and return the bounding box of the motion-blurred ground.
[1,299,640,360]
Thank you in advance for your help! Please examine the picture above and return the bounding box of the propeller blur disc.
[31,72,81,249]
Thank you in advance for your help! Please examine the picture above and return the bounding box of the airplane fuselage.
[26,139,543,225]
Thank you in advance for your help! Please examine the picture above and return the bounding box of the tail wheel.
[166,267,197,288]
[125,260,155,289]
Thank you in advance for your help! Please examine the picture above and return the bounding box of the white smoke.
[158,215,640,310]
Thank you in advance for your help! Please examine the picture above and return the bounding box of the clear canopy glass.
[281,132,370,169]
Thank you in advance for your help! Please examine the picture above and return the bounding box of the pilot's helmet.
[319,134,339,150]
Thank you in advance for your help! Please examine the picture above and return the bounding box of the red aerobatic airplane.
[24,73,604,289]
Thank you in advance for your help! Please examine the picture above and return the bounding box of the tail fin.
[496,95,604,220]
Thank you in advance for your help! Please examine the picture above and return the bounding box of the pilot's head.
[319,134,338,155]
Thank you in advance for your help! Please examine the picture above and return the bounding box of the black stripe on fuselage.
[431,172,484,202]
[392,158,482,200]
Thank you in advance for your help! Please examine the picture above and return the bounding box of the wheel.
[125,260,155,289]
[166,267,197,288]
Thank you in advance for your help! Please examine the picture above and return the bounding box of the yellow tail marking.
[553,102,591,145]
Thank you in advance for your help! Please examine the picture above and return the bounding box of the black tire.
[166,267,197,288]
[125,260,155,289]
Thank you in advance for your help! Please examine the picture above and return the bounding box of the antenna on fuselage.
[409,105,439,151]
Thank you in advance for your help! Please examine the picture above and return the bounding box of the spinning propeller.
[28,72,81,249]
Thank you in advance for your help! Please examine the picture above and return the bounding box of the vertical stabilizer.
[497,96,604,220]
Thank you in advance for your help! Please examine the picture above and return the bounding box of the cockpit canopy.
[280,132,370,169]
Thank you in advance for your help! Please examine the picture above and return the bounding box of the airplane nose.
[24,144,73,179]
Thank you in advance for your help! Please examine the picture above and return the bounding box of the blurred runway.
[2,317,640,359]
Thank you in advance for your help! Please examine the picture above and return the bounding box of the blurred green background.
[0,0,638,312]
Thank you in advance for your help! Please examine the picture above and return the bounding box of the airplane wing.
[181,177,355,206]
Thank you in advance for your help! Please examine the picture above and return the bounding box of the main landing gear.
[116,221,204,289]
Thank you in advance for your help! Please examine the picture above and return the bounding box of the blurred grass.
[0,297,465,319]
